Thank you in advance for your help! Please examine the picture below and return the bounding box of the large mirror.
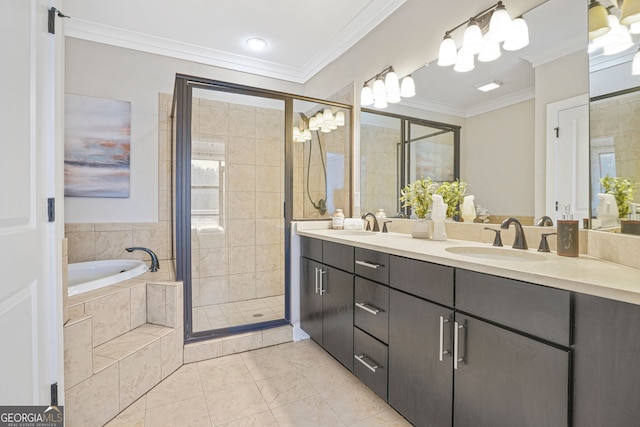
[588,0,640,235]
[360,0,588,225]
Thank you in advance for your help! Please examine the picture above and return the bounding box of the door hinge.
[50,383,58,406]
[48,7,70,35]
[554,127,559,138]
[48,198,55,222]
[555,201,559,212]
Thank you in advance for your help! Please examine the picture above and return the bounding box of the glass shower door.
[187,86,286,335]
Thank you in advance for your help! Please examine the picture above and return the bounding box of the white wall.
[64,38,303,223]
[464,100,535,216]
[534,50,589,220]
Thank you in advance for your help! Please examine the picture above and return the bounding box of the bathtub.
[68,259,148,296]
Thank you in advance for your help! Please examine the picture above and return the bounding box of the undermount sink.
[333,229,379,236]
[445,246,547,262]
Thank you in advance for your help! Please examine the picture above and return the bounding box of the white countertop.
[297,228,640,305]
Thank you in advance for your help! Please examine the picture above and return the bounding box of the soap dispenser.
[556,204,579,257]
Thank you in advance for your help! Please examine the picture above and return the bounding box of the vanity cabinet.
[300,237,354,371]
[573,293,640,427]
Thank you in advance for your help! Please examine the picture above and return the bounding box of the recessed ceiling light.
[476,81,501,92]
[246,38,268,51]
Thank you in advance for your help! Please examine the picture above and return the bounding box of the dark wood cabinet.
[573,293,640,427]
[300,237,354,371]
[453,314,570,427]
[388,288,454,427]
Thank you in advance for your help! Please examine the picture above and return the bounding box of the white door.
[0,0,63,405]
[546,96,590,225]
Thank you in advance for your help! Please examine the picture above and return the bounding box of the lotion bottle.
[556,204,579,257]
[431,194,448,241]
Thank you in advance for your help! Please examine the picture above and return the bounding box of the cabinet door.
[300,257,323,344]
[322,266,354,371]
[453,315,570,427]
[574,294,640,427]
[388,289,454,427]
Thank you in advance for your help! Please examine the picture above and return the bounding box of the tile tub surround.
[106,339,411,427]
[64,279,184,427]
[296,223,640,305]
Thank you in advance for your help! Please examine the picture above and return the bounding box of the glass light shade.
[320,125,331,133]
[462,20,483,55]
[630,22,640,34]
[373,93,388,109]
[400,76,416,98]
[593,15,622,48]
[478,36,502,62]
[385,70,400,96]
[328,122,338,130]
[438,35,458,66]
[360,85,374,106]
[315,112,324,125]
[603,25,634,55]
[387,91,401,103]
[293,126,301,141]
[454,49,475,72]
[621,0,640,25]
[309,116,318,131]
[589,2,611,39]
[632,49,640,75]
[372,78,386,99]
[335,111,345,126]
[503,18,529,51]
[322,108,334,126]
[303,128,312,141]
[488,4,513,43]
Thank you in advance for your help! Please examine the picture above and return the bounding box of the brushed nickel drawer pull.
[354,354,381,373]
[355,302,382,315]
[356,260,382,269]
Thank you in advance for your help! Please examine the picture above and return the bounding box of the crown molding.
[465,86,535,117]
[521,30,586,68]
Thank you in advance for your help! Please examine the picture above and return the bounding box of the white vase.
[411,219,432,239]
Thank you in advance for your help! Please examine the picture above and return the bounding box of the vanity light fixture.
[293,109,345,142]
[476,80,502,92]
[360,66,415,108]
[245,37,268,51]
[621,0,640,25]
[436,1,529,72]
[588,2,639,74]
[589,1,611,39]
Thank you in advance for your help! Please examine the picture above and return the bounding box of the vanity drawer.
[354,277,389,343]
[354,327,388,401]
[300,236,322,262]
[354,248,389,284]
[322,241,354,273]
[389,255,454,306]
[456,269,571,346]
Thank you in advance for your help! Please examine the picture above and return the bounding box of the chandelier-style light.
[436,1,529,73]
[360,66,416,108]
[293,109,346,142]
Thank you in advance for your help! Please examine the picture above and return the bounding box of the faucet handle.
[484,227,503,247]
[382,221,392,233]
[538,232,557,253]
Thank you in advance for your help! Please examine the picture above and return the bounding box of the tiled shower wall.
[360,123,399,216]
[190,96,284,308]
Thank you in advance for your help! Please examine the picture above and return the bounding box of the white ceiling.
[63,0,587,116]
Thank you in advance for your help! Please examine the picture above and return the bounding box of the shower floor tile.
[193,295,285,333]
[105,339,412,427]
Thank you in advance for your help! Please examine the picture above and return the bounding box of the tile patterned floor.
[193,295,285,332]
[104,339,411,427]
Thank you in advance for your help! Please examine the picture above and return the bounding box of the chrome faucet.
[361,212,380,232]
[500,218,528,250]
[125,247,160,272]
[536,216,554,227]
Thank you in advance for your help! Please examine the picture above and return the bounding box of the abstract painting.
[64,94,131,197]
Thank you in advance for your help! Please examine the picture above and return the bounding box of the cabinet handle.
[454,321,465,370]
[314,267,319,294]
[439,316,450,362]
[354,354,381,373]
[319,269,327,295]
[355,302,382,315]
[355,260,382,269]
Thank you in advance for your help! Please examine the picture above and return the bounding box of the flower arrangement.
[435,179,468,220]
[400,177,437,219]
[600,175,637,218]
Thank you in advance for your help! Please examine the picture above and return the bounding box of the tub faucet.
[536,216,554,227]
[125,247,159,272]
[361,212,380,232]
[500,218,528,250]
